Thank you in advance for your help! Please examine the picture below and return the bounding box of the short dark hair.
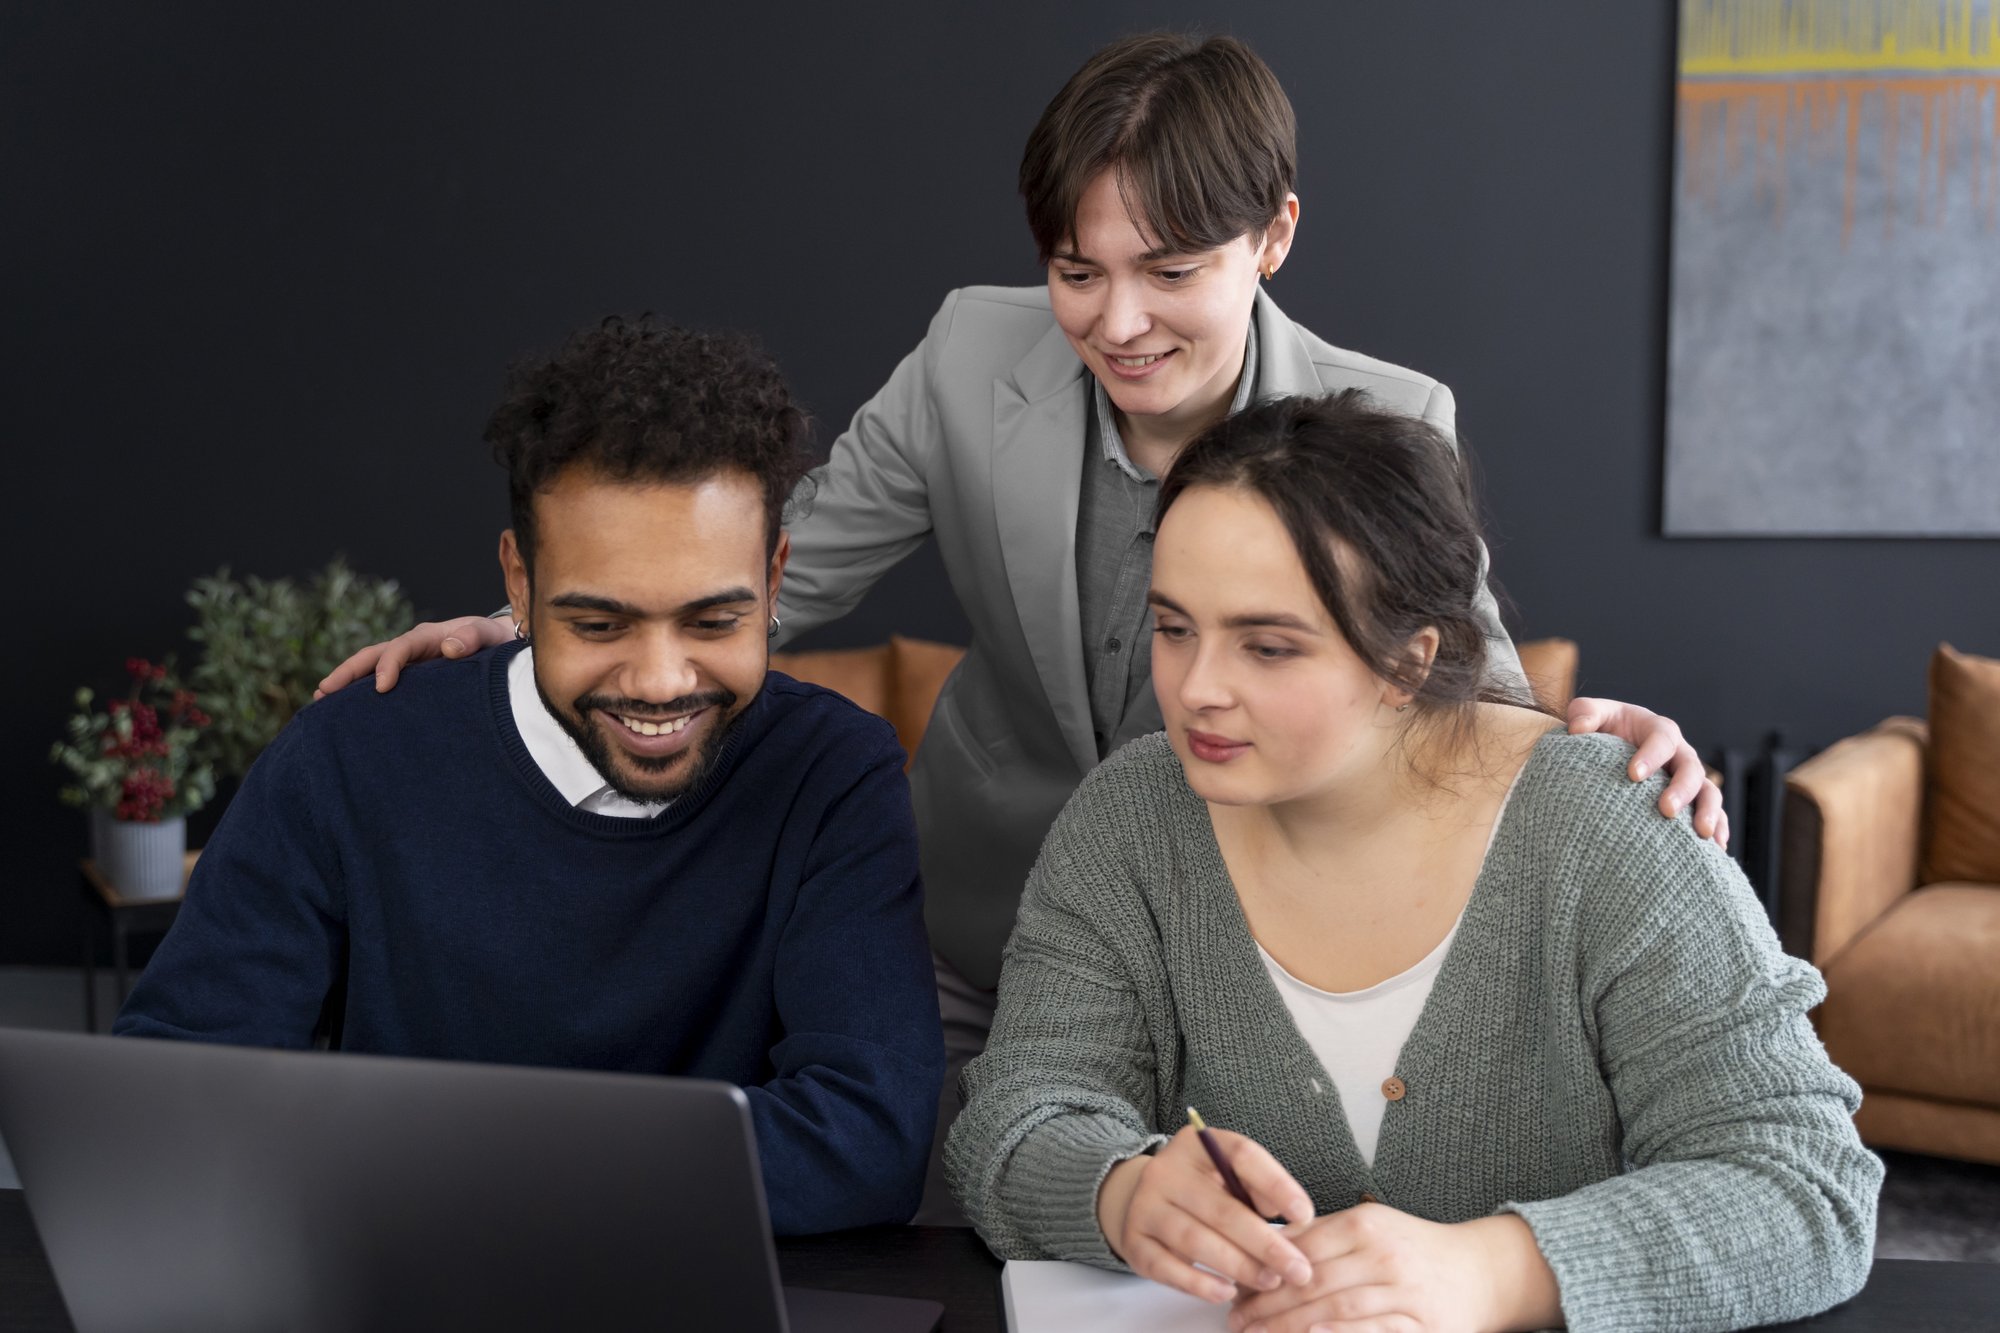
[1157,390,1538,720]
[485,317,814,576]
[1019,33,1297,263]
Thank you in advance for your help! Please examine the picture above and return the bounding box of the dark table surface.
[3,1188,1995,1332]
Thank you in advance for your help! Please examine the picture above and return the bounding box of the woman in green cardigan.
[945,392,1879,1333]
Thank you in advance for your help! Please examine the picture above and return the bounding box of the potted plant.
[186,558,414,781]
[50,658,217,900]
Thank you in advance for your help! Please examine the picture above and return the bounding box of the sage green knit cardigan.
[945,731,1879,1333]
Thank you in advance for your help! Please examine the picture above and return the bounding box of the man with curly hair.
[117,319,945,1235]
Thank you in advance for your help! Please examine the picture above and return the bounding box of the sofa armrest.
[1780,717,1927,967]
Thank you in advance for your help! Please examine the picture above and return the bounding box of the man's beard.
[536,677,741,804]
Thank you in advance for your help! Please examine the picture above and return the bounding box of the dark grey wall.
[4,4,1995,965]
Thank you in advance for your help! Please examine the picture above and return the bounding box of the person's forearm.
[114,721,343,1045]
[1095,1153,1149,1258]
[745,1044,937,1234]
[1462,1215,1562,1331]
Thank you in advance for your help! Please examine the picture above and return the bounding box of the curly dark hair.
[485,317,815,575]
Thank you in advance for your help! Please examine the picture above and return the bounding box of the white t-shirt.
[1253,780,1519,1167]
[1256,921,1459,1168]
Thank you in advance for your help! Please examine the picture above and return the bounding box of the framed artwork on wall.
[1665,0,2000,536]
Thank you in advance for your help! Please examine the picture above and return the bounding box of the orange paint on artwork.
[1919,86,1934,223]
[1679,75,2000,246]
[1884,81,1900,238]
[1847,85,1864,240]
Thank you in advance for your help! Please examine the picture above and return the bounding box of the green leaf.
[186,557,413,779]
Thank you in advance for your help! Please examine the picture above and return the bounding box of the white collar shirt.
[507,646,671,819]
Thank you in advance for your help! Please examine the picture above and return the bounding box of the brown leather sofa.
[773,635,1581,767]
[1780,646,2000,1166]
[770,636,966,764]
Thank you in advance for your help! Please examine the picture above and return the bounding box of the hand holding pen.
[1094,1105,1317,1306]
[1186,1107,1259,1211]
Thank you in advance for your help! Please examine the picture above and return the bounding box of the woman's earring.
[1263,263,1278,281]
[768,614,782,639]
[1396,702,1411,713]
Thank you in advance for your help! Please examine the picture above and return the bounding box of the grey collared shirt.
[1075,326,1260,759]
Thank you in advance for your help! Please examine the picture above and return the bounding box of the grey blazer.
[775,285,1524,988]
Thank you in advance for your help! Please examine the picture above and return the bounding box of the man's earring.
[768,614,782,640]
[1263,262,1278,281]
[513,620,528,641]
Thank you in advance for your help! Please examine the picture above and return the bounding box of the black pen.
[1186,1106,1258,1213]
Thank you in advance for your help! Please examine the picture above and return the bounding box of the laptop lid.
[0,1029,939,1333]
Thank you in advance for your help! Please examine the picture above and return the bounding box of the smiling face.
[500,467,785,804]
[1047,170,1295,452]
[1149,483,1412,809]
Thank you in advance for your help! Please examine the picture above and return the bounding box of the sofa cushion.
[1819,883,2000,1107]
[1925,643,2000,885]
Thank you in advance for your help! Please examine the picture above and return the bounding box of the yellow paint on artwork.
[1678,3,2000,245]
[1682,0,2000,75]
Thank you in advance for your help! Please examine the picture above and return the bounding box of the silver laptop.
[0,1028,942,1333]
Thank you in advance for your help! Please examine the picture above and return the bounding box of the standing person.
[317,34,1724,1222]
[946,392,1877,1331]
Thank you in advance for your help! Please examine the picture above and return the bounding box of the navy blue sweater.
[117,641,944,1234]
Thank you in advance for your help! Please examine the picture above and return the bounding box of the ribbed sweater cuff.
[1502,1195,1676,1333]
[1009,1114,1166,1269]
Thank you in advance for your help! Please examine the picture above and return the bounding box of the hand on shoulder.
[314,615,513,699]
[1565,696,1727,848]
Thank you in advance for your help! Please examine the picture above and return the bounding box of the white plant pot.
[90,810,187,901]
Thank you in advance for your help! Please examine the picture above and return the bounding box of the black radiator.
[1715,732,1807,927]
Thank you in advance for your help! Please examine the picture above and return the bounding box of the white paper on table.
[1002,1259,1228,1332]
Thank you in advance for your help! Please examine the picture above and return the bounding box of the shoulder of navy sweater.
[202,651,503,831]
[282,647,496,759]
[754,670,906,778]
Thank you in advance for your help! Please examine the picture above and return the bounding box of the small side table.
[79,851,199,1033]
